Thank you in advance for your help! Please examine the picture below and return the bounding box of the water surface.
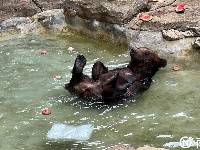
[0,34,200,150]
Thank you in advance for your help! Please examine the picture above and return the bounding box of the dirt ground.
[0,0,199,31]
[126,0,200,31]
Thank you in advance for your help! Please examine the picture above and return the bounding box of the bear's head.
[127,47,167,77]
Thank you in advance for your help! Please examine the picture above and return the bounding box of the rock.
[0,0,38,22]
[64,8,77,17]
[182,30,197,38]
[37,9,65,29]
[0,0,65,23]
[33,0,65,11]
[162,29,196,41]
[92,20,100,28]
[162,29,183,41]
[0,17,28,30]
[63,0,150,24]
[190,26,200,36]
[0,9,67,34]
[192,37,200,49]
[32,0,44,12]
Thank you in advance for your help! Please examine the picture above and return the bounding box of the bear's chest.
[115,68,142,83]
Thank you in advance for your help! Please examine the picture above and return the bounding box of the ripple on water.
[165,80,178,87]
[0,113,3,118]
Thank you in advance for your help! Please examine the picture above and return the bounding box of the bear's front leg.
[65,55,87,90]
[125,78,152,97]
[72,54,87,76]
[92,61,108,81]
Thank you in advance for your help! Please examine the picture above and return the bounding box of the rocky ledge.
[1,0,200,58]
[63,0,150,24]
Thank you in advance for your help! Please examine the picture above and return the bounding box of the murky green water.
[0,33,200,150]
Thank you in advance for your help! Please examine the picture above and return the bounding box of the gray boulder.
[0,0,65,23]
[190,26,200,36]
[64,0,150,24]
[162,29,196,41]
[192,37,200,49]
[0,17,28,30]
[37,9,65,28]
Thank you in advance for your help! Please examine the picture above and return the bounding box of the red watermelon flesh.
[139,14,152,21]
[139,14,144,19]
[176,3,185,12]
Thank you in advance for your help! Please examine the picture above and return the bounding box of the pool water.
[0,34,200,150]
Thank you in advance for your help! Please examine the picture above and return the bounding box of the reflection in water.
[0,34,200,149]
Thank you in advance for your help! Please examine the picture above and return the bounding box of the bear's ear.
[159,59,167,68]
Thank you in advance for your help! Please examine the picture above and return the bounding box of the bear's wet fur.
[65,47,167,101]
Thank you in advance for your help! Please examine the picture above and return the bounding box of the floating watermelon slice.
[21,1,27,6]
[173,66,180,71]
[42,109,51,115]
[176,3,185,13]
[139,14,153,21]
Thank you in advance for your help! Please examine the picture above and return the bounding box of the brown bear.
[65,47,167,101]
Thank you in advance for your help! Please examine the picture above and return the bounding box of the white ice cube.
[47,123,94,141]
